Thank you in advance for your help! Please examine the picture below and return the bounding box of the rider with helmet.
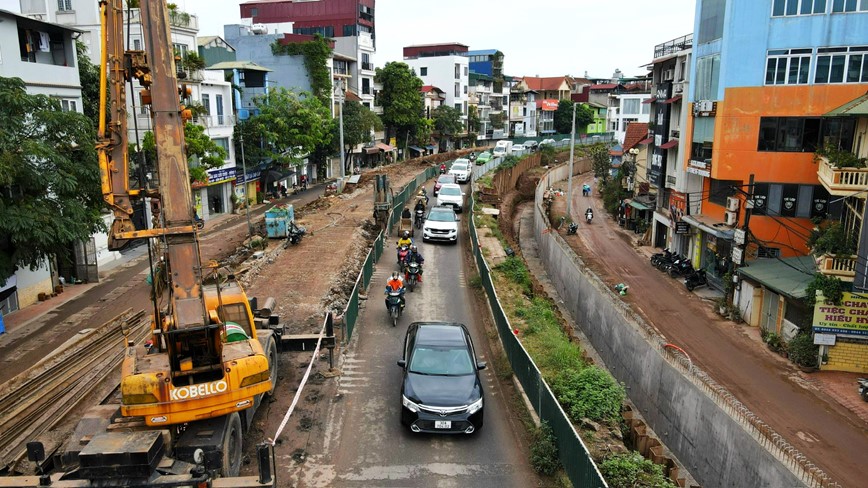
[404,245,424,282]
[396,230,413,263]
[385,271,405,310]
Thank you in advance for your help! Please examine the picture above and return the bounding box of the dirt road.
[550,174,868,488]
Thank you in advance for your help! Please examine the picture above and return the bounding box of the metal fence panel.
[345,283,360,341]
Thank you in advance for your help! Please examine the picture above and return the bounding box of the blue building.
[463,49,502,76]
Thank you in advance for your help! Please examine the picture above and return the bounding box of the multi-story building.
[403,43,470,124]
[512,76,572,135]
[608,79,653,143]
[240,0,378,111]
[645,34,701,257]
[464,49,508,143]
[684,0,868,370]
[0,10,121,311]
[508,82,538,138]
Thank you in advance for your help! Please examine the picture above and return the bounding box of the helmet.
[411,245,417,252]
[391,271,399,280]
[403,231,409,238]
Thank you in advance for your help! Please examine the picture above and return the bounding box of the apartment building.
[403,43,470,122]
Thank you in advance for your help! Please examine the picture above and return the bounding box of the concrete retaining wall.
[533,166,806,487]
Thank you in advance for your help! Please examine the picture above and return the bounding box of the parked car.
[512,144,527,156]
[539,138,556,147]
[437,183,465,212]
[475,151,493,165]
[492,140,513,157]
[448,159,472,183]
[433,174,456,196]
[398,322,486,434]
[422,205,459,243]
[524,140,539,152]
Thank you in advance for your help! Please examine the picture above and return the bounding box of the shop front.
[682,214,734,291]
[194,167,236,219]
[813,292,868,373]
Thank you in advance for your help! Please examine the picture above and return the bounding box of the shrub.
[599,452,677,488]
[494,256,532,295]
[552,366,624,423]
[764,331,784,354]
[529,422,560,475]
[787,333,819,368]
[804,273,846,307]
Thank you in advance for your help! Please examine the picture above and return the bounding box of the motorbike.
[397,245,410,268]
[668,258,695,278]
[566,222,578,235]
[439,165,447,175]
[405,260,422,292]
[684,269,708,291]
[656,253,683,272]
[585,210,593,224]
[414,209,425,229]
[286,221,306,246]
[651,249,675,268]
[858,378,868,402]
[386,291,403,327]
[194,215,205,231]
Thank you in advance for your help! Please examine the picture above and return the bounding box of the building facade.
[404,43,470,123]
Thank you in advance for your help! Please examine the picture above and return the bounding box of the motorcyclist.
[439,163,447,174]
[397,230,413,263]
[414,199,426,220]
[404,245,424,282]
[417,188,429,206]
[384,271,405,310]
[585,207,594,222]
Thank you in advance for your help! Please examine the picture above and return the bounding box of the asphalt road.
[289,180,540,487]
[564,174,868,488]
[0,187,322,385]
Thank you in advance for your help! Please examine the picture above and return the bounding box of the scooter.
[286,221,306,246]
[651,249,674,268]
[414,209,425,229]
[386,291,403,327]
[684,269,708,291]
[405,260,422,292]
[858,378,868,402]
[397,245,410,268]
[566,222,578,235]
[668,258,694,278]
[194,215,205,230]
[585,210,593,224]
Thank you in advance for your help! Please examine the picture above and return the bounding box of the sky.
[0,0,698,78]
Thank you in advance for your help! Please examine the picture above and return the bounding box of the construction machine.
[0,1,280,486]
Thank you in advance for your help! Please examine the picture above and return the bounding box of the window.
[815,46,868,83]
[201,94,210,115]
[213,137,230,159]
[623,99,640,114]
[709,179,741,206]
[464,66,468,76]
[772,0,827,15]
[59,99,77,112]
[698,0,726,43]
[757,117,854,151]
[454,103,461,112]
[362,77,371,95]
[216,94,224,124]
[831,0,868,12]
[343,24,356,36]
[420,67,427,76]
[133,39,141,51]
[455,63,460,79]
[752,183,830,218]
[695,54,721,100]
[57,0,72,11]
[691,117,715,160]
[641,102,651,115]
[455,83,460,97]
[464,85,468,94]
[765,49,812,85]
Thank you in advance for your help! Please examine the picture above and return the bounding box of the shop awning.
[824,92,868,117]
[408,145,424,153]
[365,146,379,154]
[642,97,657,104]
[426,144,437,151]
[737,256,816,300]
[660,139,679,149]
[682,215,735,239]
[376,142,394,152]
[628,200,650,211]
[663,95,682,104]
[638,136,654,145]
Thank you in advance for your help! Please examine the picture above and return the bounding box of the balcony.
[817,155,868,197]
[816,253,857,282]
[361,62,374,71]
[653,34,692,59]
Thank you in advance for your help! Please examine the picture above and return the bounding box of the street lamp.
[567,102,576,220]
[238,129,253,237]
[334,80,346,179]
[626,147,639,193]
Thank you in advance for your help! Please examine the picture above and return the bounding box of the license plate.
[434,420,451,429]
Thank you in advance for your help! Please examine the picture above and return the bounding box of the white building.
[194,69,237,220]
[334,31,377,112]
[610,92,652,144]
[403,43,469,125]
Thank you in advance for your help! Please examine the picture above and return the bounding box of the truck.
[492,140,513,157]
[1,1,279,486]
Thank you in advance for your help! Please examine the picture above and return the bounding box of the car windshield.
[439,186,461,196]
[409,346,474,376]
[428,210,456,222]
[452,163,468,171]
[437,175,454,183]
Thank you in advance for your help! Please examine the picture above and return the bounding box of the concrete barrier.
[531,165,820,487]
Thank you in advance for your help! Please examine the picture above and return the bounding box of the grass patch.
[477,174,493,188]
[530,422,560,475]
[494,256,532,295]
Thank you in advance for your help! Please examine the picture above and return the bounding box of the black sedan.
[398,322,486,434]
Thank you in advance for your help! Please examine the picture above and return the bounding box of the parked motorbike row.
[649,249,708,291]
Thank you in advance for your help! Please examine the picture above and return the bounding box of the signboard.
[207,167,236,185]
[813,292,868,337]
[733,228,746,245]
[813,333,836,346]
[675,221,690,234]
[731,246,743,266]
[540,99,558,111]
[693,100,717,117]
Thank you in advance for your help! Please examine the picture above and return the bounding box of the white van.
[492,140,513,157]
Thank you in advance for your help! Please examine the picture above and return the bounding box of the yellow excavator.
[4,1,279,485]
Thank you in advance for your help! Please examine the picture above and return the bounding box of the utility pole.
[336,81,346,178]
[239,130,252,237]
[567,102,576,220]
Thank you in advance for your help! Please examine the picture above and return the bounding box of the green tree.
[375,62,423,156]
[412,118,434,147]
[242,88,332,168]
[468,105,481,133]
[553,100,596,134]
[141,123,228,183]
[432,105,463,149]
[582,143,613,183]
[76,41,102,128]
[339,100,382,171]
[0,76,104,284]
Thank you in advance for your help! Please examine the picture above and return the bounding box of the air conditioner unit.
[662,69,674,81]
[724,210,738,226]
[674,83,684,94]
[726,196,740,211]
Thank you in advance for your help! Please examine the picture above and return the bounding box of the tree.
[339,100,382,172]
[583,143,614,183]
[140,123,228,183]
[240,88,332,168]
[76,41,102,129]
[0,76,104,284]
[412,118,434,147]
[553,100,595,135]
[432,105,463,149]
[467,105,481,134]
[375,62,423,156]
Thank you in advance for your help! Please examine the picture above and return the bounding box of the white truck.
[492,140,513,157]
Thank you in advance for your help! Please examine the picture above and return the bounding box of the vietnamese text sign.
[812,292,868,337]
[540,99,558,111]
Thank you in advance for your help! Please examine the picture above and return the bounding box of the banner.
[812,292,868,337]
[540,99,558,111]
